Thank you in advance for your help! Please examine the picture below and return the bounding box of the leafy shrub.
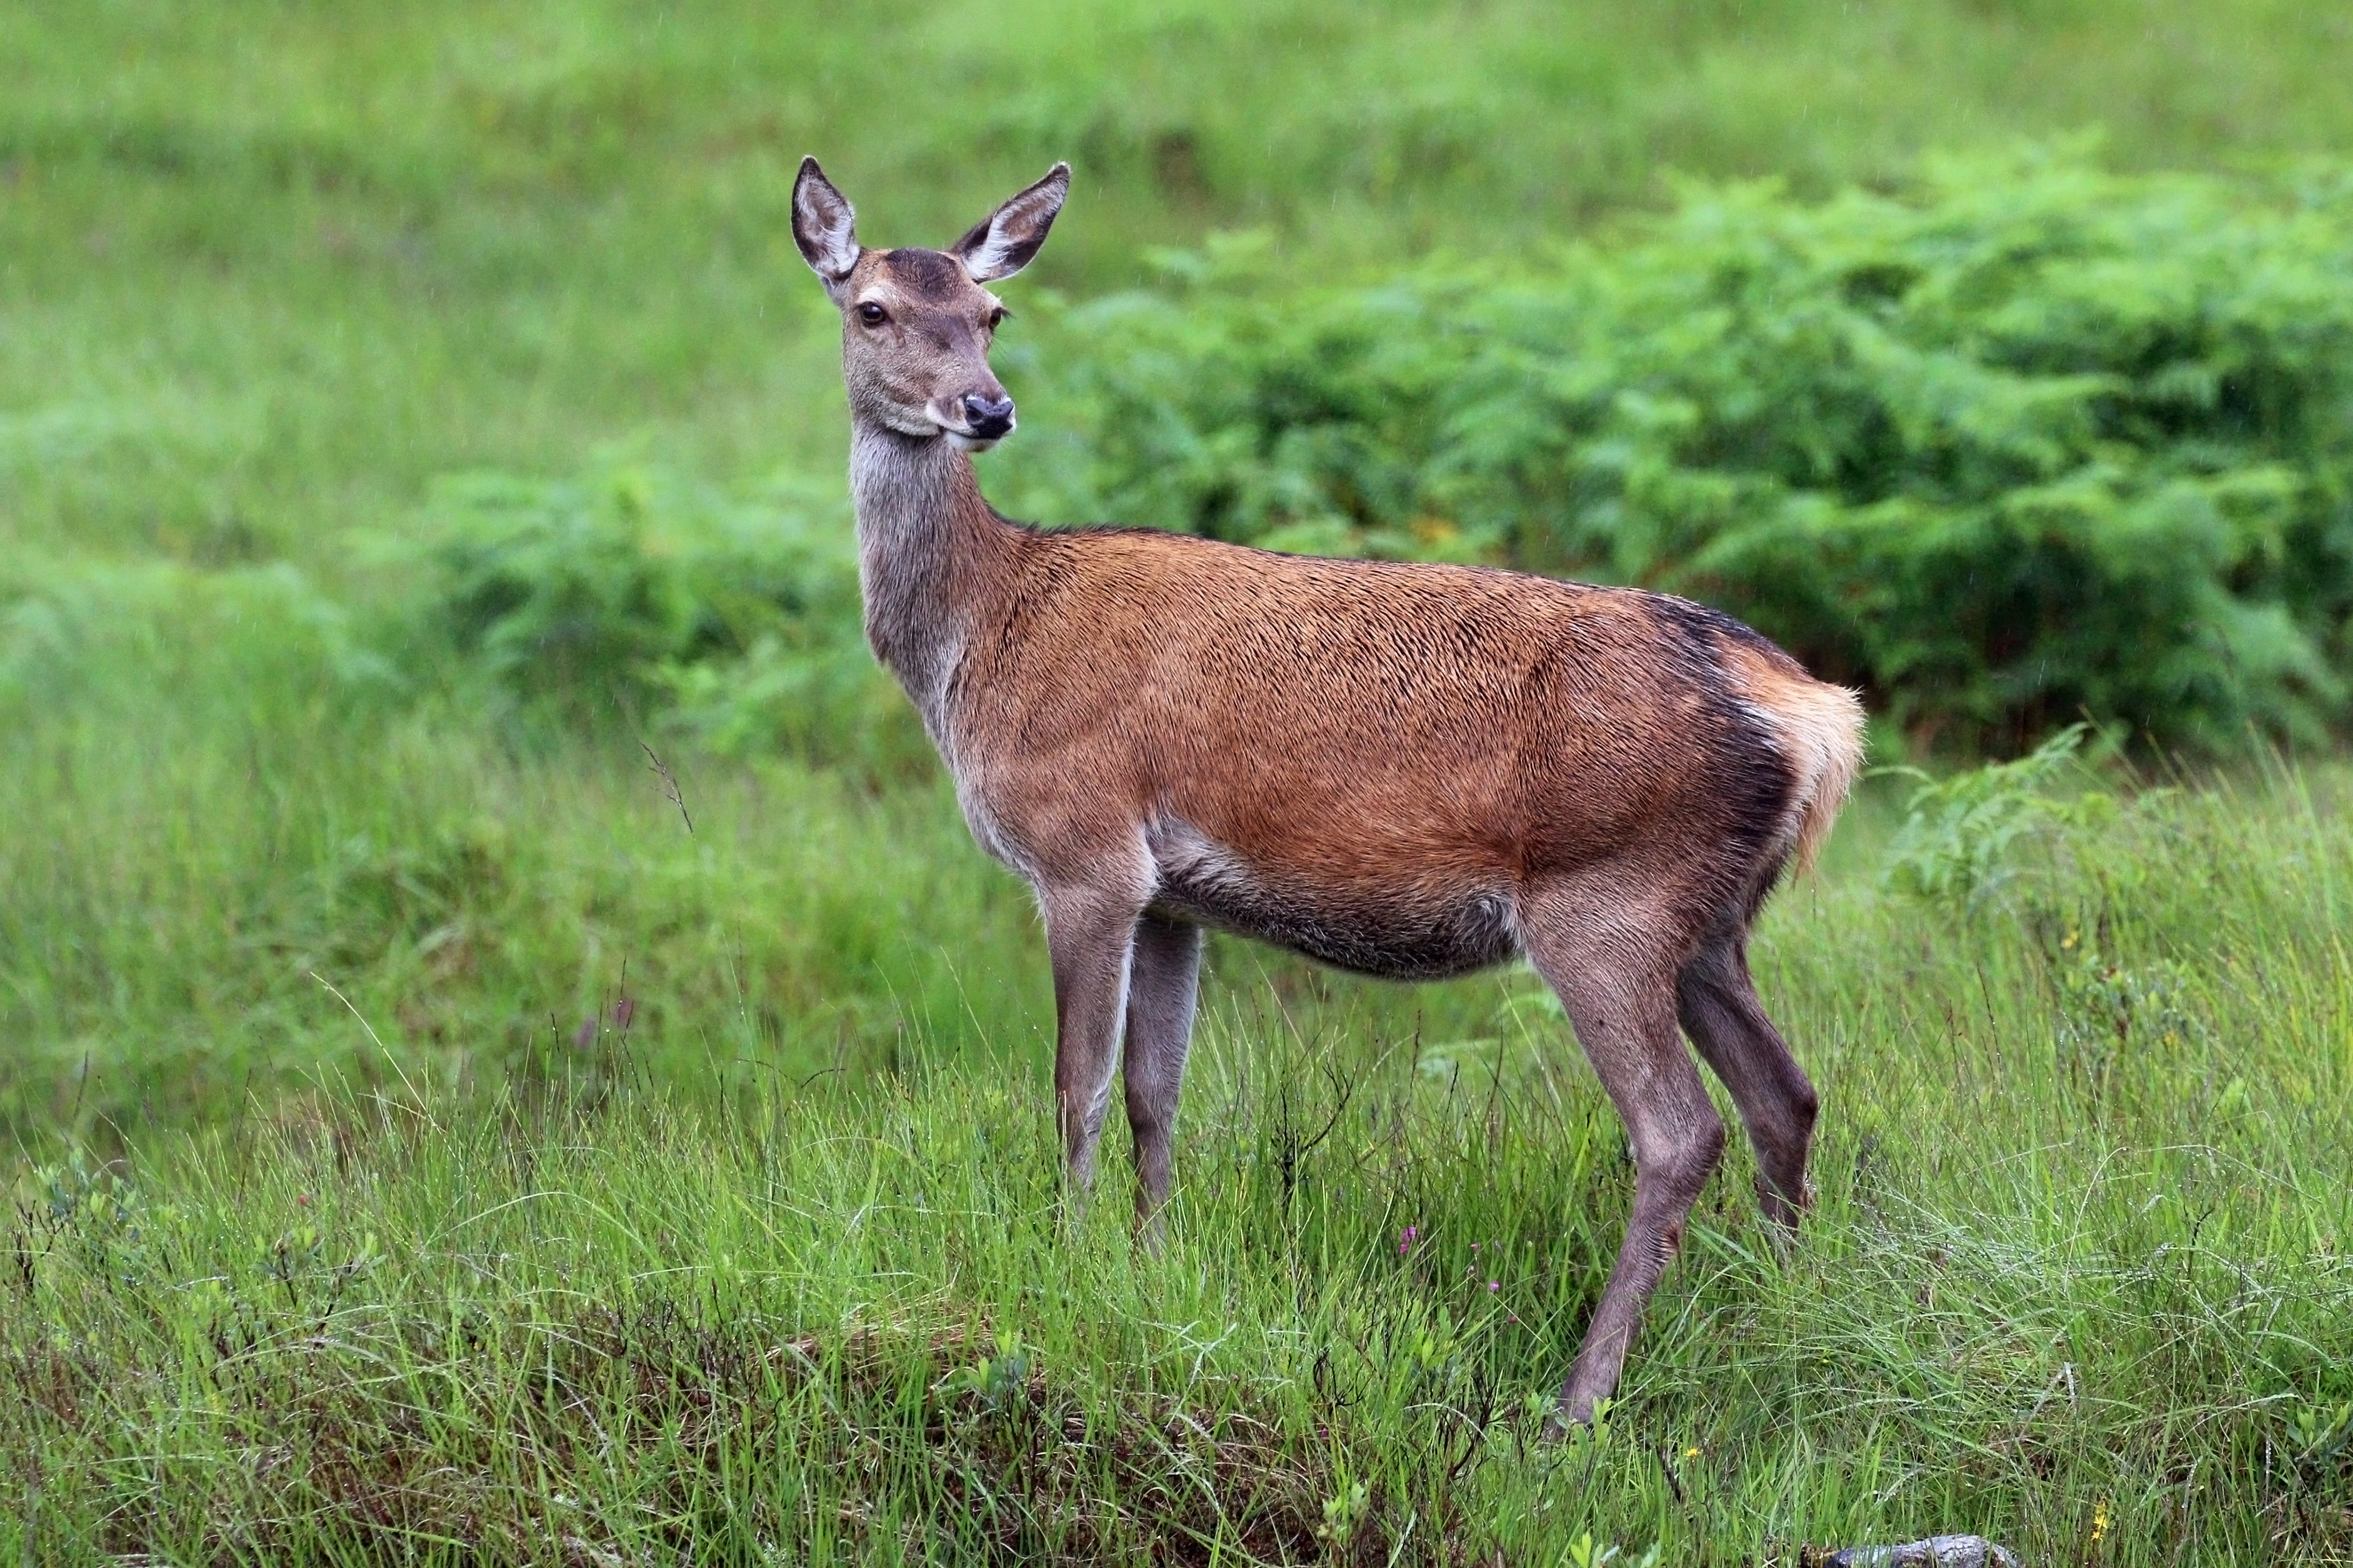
[1878,724,2113,910]
[0,553,395,717]
[401,469,930,779]
[1006,151,2353,754]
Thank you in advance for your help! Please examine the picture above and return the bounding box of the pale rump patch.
[1726,648,1865,875]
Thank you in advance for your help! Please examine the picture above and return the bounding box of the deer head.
[793,157,1069,451]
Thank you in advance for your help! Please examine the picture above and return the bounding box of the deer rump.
[944,525,1842,977]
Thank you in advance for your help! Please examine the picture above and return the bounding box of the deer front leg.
[1041,885,1145,1203]
[1123,912,1203,1242]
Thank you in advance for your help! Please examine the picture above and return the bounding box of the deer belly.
[1146,825,1519,980]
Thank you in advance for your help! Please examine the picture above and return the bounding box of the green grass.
[0,568,1523,1146]
[9,767,2353,1562]
[9,3,2353,1561]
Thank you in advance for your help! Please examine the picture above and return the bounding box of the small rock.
[1825,1537,2019,1568]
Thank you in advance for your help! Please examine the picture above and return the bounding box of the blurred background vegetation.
[9,0,2353,559]
[9,8,2353,1562]
[5,0,2353,1128]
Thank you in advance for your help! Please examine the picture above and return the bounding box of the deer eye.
[857,301,887,326]
[986,306,1008,330]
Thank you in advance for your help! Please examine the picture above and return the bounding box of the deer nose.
[961,393,1016,439]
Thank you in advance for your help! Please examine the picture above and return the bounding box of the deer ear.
[793,157,862,294]
[951,163,1070,283]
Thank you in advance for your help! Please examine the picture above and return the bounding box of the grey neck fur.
[848,422,1016,737]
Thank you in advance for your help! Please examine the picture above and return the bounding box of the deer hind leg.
[1677,925,1818,1229]
[1522,881,1726,1426]
[1040,884,1147,1203]
[1122,911,1203,1243]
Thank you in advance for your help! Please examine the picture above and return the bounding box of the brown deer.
[791,157,1864,1422]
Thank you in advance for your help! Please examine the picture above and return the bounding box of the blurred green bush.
[400,468,931,781]
[1,552,396,716]
[1006,152,2353,754]
[377,153,2353,760]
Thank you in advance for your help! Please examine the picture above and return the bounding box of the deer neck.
[848,422,1020,728]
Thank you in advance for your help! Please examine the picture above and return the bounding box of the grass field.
[7,3,2353,1562]
[10,763,2353,1562]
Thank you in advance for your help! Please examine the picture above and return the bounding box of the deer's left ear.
[951,163,1070,283]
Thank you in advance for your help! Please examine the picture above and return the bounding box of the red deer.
[791,157,1864,1422]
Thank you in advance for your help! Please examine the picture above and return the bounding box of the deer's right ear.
[792,157,862,296]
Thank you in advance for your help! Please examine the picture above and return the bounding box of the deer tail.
[1730,652,1866,876]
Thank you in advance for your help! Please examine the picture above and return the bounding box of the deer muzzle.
[961,393,1016,440]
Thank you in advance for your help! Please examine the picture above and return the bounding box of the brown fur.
[963,530,1796,940]
[793,157,1866,1424]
